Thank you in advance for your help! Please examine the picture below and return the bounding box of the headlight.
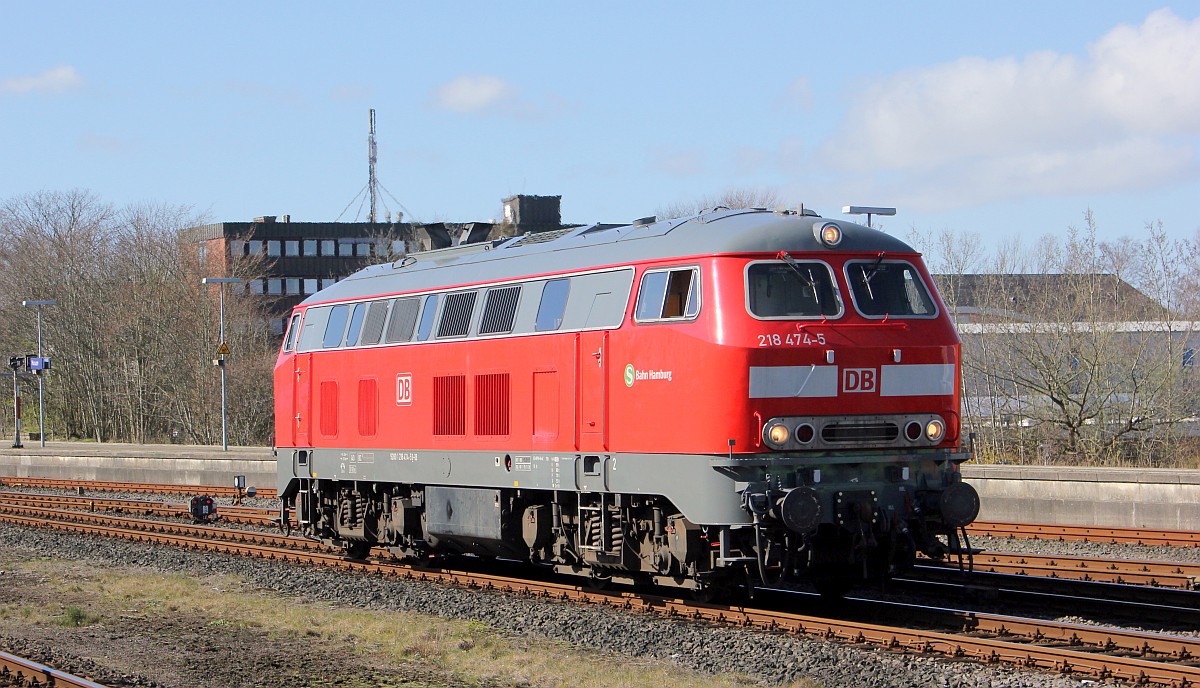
[925,419,946,442]
[814,222,842,247]
[795,423,815,444]
[904,421,923,442]
[764,422,790,447]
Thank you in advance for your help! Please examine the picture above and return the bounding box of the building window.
[339,240,354,257]
[1185,349,1196,368]
[303,240,317,257]
[321,239,336,256]
[322,277,337,290]
[304,279,318,294]
[285,240,299,257]
[250,279,264,295]
[267,240,281,257]
[356,241,371,257]
[269,319,284,336]
[248,240,263,255]
[229,240,245,257]
[267,278,282,295]
[197,243,207,268]
[391,240,405,256]
[286,278,300,294]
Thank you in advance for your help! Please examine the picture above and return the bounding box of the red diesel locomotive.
[274,208,978,596]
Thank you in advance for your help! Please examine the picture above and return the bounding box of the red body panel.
[273,253,961,455]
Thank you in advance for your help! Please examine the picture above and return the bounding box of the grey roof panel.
[301,210,918,307]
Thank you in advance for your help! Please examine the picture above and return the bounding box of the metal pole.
[11,367,21,449]
[36,306,45,448]
[219,283,228,452]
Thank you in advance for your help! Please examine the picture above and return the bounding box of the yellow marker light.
[767,423,790,446]
[925,419,946,442]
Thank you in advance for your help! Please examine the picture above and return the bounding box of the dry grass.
[4,557,823,688]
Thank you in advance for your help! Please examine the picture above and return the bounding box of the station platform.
[0,443,1197,531]
[0,442,275,492]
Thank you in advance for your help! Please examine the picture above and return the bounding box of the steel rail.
[0,492,281,525]
[10,490,1197,592]
[0,477,278,500]
[970,521,1200,548]
[0,649,111,688]
[918,551,1200,589]
[2,504,1199,686]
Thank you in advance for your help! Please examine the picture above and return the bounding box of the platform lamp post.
[842,205,897,229]
[201,277,242,451]
[21,299,56,448]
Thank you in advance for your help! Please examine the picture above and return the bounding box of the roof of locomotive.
[301,208,920,306]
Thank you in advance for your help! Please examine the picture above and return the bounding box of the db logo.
[396,373,413,406]
[842,368,877,393]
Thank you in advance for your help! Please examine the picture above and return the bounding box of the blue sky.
[3,3,1198,248]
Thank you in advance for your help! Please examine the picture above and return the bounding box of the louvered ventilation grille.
[433,375,466,435]
[359,301,389,345]
[479,286,521,335]
[320,381,338,436]
[474,373,511,435]
[438,292,476,338]
[511,227,575,246]
[358,379,377,436]
[385,297,420,343]
[820,422,899,443]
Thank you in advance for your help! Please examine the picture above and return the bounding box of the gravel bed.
[0,522,1106,688]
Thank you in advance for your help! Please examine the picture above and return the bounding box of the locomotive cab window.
[635,267,699,322]
[845,259,937,318]
[282,314,301,352]
[746,261,841,319]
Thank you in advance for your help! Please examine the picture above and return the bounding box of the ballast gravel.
[0,522,1106,688]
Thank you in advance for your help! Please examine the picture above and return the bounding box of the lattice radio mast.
[368,109,378,224]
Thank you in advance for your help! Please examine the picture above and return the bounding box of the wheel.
[343,541,372,560]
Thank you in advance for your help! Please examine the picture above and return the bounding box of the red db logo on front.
[842,368,876,393]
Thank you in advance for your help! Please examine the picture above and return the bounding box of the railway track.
[2,500,1199,686]
[0,477,278,500]
[919,551,1200,589]
[4,477,1197,551]
[969,520,1200,548]
[0,649,110,688]
[5,488,1196,595]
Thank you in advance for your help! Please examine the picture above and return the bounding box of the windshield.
[845,260,936,317]
[746,262,841,318]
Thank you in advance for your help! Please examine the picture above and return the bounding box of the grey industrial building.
[186,194,563,333]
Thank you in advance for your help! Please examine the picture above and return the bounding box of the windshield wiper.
[861,251,886,300]
[777,251,821,308]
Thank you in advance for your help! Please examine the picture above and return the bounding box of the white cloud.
[817,9,1200,210]
[1,65,83,94]
[433,75,514,114]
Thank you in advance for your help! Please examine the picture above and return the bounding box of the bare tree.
[0,190,279,446]
[656,187,785,220]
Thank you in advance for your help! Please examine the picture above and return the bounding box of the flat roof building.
[185,195,565,334]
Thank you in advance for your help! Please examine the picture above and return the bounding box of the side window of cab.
[634,267,700,322]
